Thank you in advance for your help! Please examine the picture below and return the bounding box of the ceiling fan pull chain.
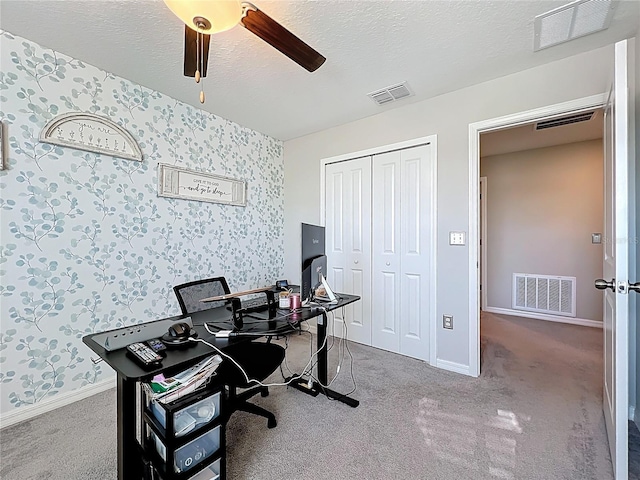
[195,29,201,84]
[199,30,205,104]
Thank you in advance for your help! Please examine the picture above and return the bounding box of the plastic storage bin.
[186,459,221,480]
[150,390,221,437]
[150,425,222,474]
[153,457,221,480]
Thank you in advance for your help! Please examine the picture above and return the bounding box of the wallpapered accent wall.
[0,31,285,416]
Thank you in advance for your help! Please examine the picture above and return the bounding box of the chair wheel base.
[261,387,269,398]
[267,418,277,428]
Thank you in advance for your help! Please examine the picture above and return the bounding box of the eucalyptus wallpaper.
[0,31,285,417]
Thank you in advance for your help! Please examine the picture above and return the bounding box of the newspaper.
[147,355,223,404]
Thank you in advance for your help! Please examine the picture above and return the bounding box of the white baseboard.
[635,407,640,428]
[0,377,115,430]
[484,307,603,329]
[630,405,636,421]
[436,359,471,376]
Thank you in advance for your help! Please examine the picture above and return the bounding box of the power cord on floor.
[189,330,330,389]
[194,304,357,399]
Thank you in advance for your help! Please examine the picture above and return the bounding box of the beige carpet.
[0,312,613,479]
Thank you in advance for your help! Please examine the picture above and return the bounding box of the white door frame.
[320,135,438,366]
[480,176,487,311]
[467,94,607,377]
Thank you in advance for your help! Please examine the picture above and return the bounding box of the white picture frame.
[39,112,143,162]
[157,163,246,206]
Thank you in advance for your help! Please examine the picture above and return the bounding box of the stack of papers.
[147,355,222,404]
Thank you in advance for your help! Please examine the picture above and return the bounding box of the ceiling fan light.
[164,0,242,33]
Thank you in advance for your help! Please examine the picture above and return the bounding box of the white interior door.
[372,145,432,361]
[325,157,372,344]
[598,38,631,480]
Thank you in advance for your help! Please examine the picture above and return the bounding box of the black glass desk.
[83,293,360,480]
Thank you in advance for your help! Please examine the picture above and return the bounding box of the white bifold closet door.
[372,145,432,361]
[324,157,372,344]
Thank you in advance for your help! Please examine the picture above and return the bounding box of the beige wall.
[284,44,615,368]
[480,140,604,321]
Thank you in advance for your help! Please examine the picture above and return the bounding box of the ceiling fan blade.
[240,3,325,72]
[184,25,211,78]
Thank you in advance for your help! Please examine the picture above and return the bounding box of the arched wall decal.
[39,113,143,162]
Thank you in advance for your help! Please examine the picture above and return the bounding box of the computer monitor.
[301,223,326,303]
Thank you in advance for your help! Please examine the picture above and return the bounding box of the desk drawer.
[150,390,222,437]
[185,460,221,480]
[150,425,222,474]
[153,457,222,480]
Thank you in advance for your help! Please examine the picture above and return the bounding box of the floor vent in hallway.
[512,273,576,317]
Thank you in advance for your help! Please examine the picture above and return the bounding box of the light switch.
[449,231,466,246]
[591,233,602,244]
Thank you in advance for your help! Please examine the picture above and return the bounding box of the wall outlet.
[443,315,453,329]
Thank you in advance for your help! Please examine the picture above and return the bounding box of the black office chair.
[173,277,285,428]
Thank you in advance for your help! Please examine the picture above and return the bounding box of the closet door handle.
[386,262,390,266]
[354,260,359,264]
[630,282,640,293]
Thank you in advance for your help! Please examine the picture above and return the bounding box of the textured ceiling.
[1,0,638,141]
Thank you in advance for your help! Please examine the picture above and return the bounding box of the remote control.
[146,338,167,354]
[126,342,163,368]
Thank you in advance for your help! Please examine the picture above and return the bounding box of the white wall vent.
[368,82,413,106]
[512,273,576,317]
[535,111,594,130]
[534,0,616,51]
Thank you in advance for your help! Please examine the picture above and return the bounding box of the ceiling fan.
[163,0,326,103]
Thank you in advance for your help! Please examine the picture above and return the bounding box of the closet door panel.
[326,168,345,264]
[381,272,397,333]
[372,151,401,353]
[404,273,421,338]
[399,145,432,361]
[325,167,345,338]
[325,158,372,344]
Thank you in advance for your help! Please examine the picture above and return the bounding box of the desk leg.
[316,312,328,385]
[117,374,142,480]
[288,311,359,408]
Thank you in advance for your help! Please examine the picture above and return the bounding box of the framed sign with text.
[157,163,246,206]
[39,113,143,162]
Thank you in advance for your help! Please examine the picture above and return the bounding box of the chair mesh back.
[174,279,229,314]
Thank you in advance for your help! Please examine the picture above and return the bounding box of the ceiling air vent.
[535,111,595,130]
[534,0,617,51]
[368,82,413,106]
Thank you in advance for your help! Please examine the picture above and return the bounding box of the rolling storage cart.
[142,383,226,480]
